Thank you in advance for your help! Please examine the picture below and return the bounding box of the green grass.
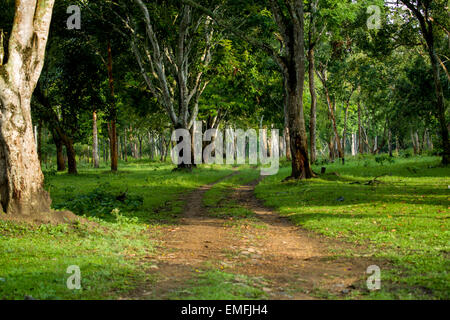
[203,168,260,219]
[1,156,448,300]
[0,161,232,300]
[169,270,267,300]
[255,156,450,300]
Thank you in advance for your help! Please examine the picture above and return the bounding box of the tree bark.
[388,129,392,157]
[358,101,363,154]
[37,120,42,163]
[401,0,449,164]
[283,95,291,160]
[65,138,77,174]
[308,47,317,164]
[307,0,322,164]
[124,127,128,162]
[342,99,350,162]
[286,84,314,179]
[277,1,314,179]
[107,41,118,172]
[351,133,357,156]
[51,129,65,171]
[0,0,55,216]
[429,48,449,163]
[92,111,99,168]
[318,70,344,164]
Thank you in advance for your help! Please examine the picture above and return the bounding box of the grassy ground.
[0,161,232,300]
[1,156,448,300]
[169,270,267,300]
[255,156,450,300]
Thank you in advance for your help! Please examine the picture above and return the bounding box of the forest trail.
[129,171,373,300]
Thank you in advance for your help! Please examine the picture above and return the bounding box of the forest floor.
[128,169,376,300]
[0,156,448,300]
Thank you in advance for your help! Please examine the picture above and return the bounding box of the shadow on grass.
[47,166,232,225]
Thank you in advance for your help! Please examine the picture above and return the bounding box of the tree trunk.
[328,137,335,161]
[283,91,291,161]
[148,132,154,160]
[0,0,55,216]
[425,130,433,151]
[415,131,421,154]
[351,133,357,156]
[124,128,128,162]
[342,100,350,163]
[65,138,77,175]
[278,0,314,180]
[426,33,449,164]
[0,93,51,214]
[358,101,363,154]
[373,135,378,154]
[107,41,118,172]
[92,111,99,168]
[388,129,392,157]
[308,47,317,163]
[286,85,314,179]
[51,129,65,171]
[396,136,399,155]
[411,128,418,155]
[324,83,344,163]
[102,139,106,162]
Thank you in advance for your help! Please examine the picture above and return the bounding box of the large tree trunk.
[92,111,99,168]
[0,0,55,216]
[0,93,51,215]
[283,0,314,179]
[286,85,314,179]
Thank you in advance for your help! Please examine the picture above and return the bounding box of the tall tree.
[184,0,315,179]
[113,0,216,169]
[400,0,449,165]
[0,0,55,216]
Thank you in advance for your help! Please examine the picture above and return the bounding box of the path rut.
[129,172,373,300]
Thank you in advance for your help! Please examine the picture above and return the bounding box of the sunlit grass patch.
[0,161,233,299]
[169,270,267,300]
[256,156,450,299]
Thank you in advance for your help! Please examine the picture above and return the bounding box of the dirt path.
[131,172,373,300]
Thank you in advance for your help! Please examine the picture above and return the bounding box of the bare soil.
[0,209,82,225]
[130,174,377,300]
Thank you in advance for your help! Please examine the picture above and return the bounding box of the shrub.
[53,182,144,219]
